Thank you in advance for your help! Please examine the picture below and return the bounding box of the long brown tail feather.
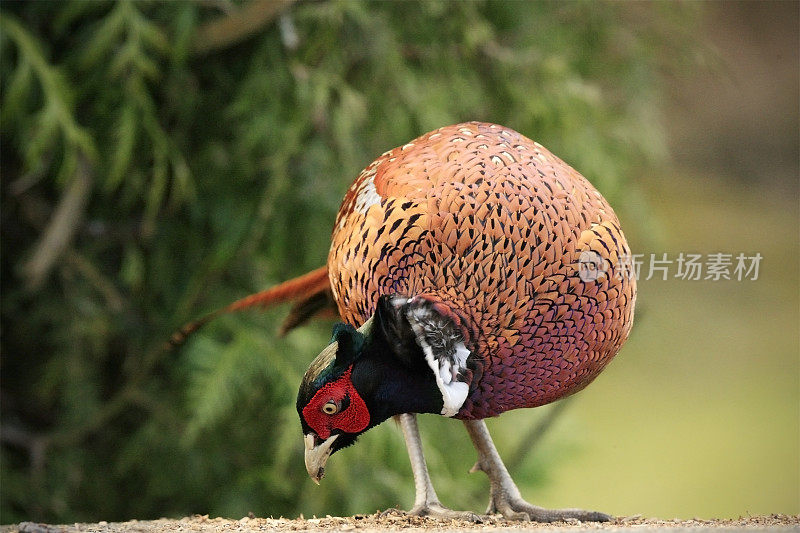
[169,266,333,347]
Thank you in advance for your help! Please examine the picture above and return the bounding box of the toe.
[503,510,531,521]
[577,510,613,522]
[488,496,612,523]
[550,508,613,522]
[409,502,483,523]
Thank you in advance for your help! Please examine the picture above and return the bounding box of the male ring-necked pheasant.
[179,122,636,522]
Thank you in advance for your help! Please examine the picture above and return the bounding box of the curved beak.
[304,433,339,484]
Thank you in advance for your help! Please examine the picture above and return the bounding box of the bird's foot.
[465,420,611,523]
[410,501,483,522]
[381,502,482,523]
[485,492,611,523]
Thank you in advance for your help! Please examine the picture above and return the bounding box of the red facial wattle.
[302,366,370,439]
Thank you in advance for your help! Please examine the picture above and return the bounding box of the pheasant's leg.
[463,419,611,522]
[394,413,480,521]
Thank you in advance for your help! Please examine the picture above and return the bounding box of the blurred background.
[1,0,797,524]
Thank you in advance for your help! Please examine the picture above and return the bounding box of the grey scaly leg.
[394,413,480,521]
[463,419,611,522]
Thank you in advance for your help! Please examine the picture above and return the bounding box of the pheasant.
[179,122,636,522]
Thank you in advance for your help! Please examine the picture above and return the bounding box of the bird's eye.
[322,401,338,415]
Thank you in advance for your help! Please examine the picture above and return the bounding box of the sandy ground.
[6,513,799,533]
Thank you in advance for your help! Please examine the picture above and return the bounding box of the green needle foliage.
[1,0,699,523]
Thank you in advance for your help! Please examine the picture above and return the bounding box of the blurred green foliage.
[1,0,698,523]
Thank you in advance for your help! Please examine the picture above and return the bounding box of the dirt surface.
[7,513,799,533]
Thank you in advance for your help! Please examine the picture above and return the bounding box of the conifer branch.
[192,0,295,54]
[24,155,93,290]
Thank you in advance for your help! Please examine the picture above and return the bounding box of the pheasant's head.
[296,296,447,483]
[296,322,371,482]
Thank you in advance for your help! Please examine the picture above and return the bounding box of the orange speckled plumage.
[328,122,636,419]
